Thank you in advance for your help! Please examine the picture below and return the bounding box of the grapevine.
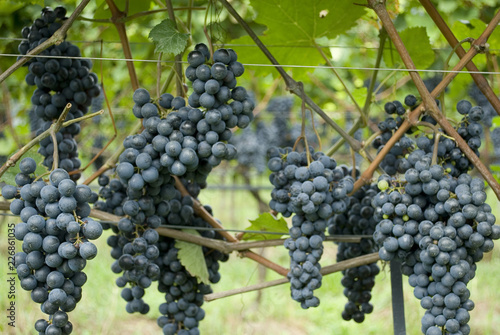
[1,2,500,335]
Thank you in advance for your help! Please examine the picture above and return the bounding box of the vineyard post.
[390,258,406,335]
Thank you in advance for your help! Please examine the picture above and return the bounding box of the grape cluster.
[131,88,237,191]
[372,157,499,334]
[89,43,252,334]
[492,127,500,154]
[20,6,100,178]
[230,120,283,174]
[267,96,294,141]
[93,173,163,314]
[268,147,353,308]
[328,183,380,323]
[185,43,254,129]
[2,157,101,334]
[468,83,497,128]
[156,209,228,334]
[372,98,415,175]
[94,172,228,334]
[374,97,486,179]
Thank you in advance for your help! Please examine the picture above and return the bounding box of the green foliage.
[1,149,48,185]
[232,0,366,78]
[242,212,288,241]
[175,229,210,284]
[148,19,190,56]
[0,1,28,14]
[383,26,434,70]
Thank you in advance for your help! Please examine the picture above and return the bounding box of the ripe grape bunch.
[87,43,253,334]
[328,181,380,323]
[128,44,254,194]
[374,95,485,178]
[268,147,354,308]
[19,6,100,178]
[2,157,102,334]
[371,100,500,335]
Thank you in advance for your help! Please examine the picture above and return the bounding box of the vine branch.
[354,1,500,200]
[0,107,104,179]
[419,0,500,117]
[204,252,380,302]
[173,177,289,277]
[217,0,362,152]
[105,0,140,90]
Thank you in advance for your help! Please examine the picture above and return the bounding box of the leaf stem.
[314,43,366,126]
[166,0,185,98]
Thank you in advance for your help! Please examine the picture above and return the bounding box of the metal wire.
[0,212,373,238]
[0,36,467,50]
[1,52,500,75]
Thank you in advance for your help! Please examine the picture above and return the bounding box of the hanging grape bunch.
[19,6,100,179]
[372,98,500,335]
[3,158,101,334]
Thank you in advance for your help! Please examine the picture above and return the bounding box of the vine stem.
[0,0,92,84]
[78,41,118,174]
[354,1,500,200]
[166,0,185,98]
[0,200,370,248]
[419,0,500,117]
[49,129,59,170]
[0,107,103,179]
[173,177,289,277]
[49,105,76,171]
[314,44,367,126]
[326,28,387,157]
[105,0,140,90]
[82,121,142,185]
[203,252,380,302]
[431,133,441,166]
[217,0,361,152]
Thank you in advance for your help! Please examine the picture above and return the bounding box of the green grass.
[1,181,500,335]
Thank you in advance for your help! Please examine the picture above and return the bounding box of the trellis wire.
[0,211,372,238]
[1,36,490,50]
[2,52,500,75]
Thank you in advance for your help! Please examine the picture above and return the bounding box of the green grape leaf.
[148,19,189,56]
[0,1,27,14]
[242,212,289,241]
[232,0,366,78]
[175,229,210,284]
[352,87,368,108]
[492,116,500,128]
[1,149,48,186]
[451,19,486,42]
[383,27,434,70]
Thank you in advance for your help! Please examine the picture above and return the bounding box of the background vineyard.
[1,0,500,334]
